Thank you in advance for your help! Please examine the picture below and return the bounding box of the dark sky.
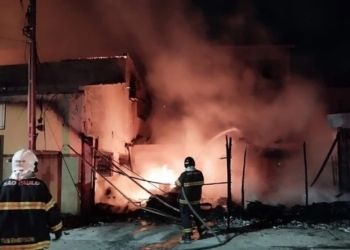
[0,0,348,87]
[193,0,350,87]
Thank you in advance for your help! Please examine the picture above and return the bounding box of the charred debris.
[64,191,350,234]
[114,192,350,224]
[62,132,350,234]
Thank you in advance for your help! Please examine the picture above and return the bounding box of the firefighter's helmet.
[11,149,38,173]
[184,156,195,167]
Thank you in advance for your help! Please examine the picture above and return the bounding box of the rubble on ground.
[67,193,350,233]
[244,201,350,222]
[145,192,179,218]
[93,193,350,223]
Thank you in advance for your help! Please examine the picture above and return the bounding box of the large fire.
[146,164,176,190]
[135,164,177,200]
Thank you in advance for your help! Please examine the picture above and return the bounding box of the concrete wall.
[83,84,136,205]
[81,58,151,208]
[0,94,82,154]
[0,57,150,212]
[83,84,133,153]
[61,156,79,214]
[0,94,83,214]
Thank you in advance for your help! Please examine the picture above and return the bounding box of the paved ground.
[50,222,350,250]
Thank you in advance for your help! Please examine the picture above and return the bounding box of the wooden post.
[241,147,247,209]
[225,135,232,232]
[310,132,339,187]
[303,141,309,206]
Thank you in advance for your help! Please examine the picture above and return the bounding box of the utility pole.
[225,135,232,232]
[23,0,37,150]
[303,141,309,206]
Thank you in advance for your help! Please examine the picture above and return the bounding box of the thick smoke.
[79,1,337,207]
[1,0,340,207]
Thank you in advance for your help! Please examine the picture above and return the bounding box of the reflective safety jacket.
[175,168,204,205]
[0,178,63,250]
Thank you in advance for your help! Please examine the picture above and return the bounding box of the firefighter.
[175,156,207,243]
[0,149,63,250]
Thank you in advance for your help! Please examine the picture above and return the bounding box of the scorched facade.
[0,55,151,215]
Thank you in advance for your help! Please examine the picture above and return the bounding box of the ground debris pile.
[89,195,350,233]
[92,197,350,221]
[93,202,146,221]
[143,197,350,232]
[275,219,350,232]
[244,201,350,222]
[213,201,350,234]
[245,201,288,220]
[145,192,179,217]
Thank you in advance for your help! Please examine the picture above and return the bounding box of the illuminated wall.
[0,94,83,214]
[83,83,139,205]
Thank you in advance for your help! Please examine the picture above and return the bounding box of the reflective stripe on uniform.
[51,221,63,232]
[0,240,50,250]
[178,199,200,205]
[175,179,182,187]
[183,181,204,187]
[183,228,192,233]
[0,202,46,210]
[45,198,55,211]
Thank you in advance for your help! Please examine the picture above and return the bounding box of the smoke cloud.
[1,0,340,207]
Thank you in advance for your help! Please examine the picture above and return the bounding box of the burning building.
[91,45,346,211]
[131,44,348,210]
[0,54,151,215]
[0,45,349,218]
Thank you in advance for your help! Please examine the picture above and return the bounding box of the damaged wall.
[83,84,133,155]
[0,93,83,214]
[83,56,151,207]
[95,45,340,209]
[83,83,150,205]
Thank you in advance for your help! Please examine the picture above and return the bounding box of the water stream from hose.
[195,127,241,160]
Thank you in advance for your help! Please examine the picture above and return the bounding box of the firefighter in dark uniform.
[175,156,207,243]
[0,149,63,249]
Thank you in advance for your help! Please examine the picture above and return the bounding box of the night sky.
[0,0,349,87]
[193,0,350,87]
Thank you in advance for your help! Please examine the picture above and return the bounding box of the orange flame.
[146,164,176,189]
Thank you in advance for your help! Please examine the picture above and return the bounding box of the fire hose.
[181,188,237,249]
[107,154,166,193]
[110,169,227,187]
[88,148,227,245]
[88,146,180,213]
[107,158,232,246]
[181,187,223,244]
[104,154,233,245]
[91,146,228,189]
[91,146,229,214]
[93,148,168,193]
[64,145,181,221]
[64,145,234,248]
[89,147,233,238]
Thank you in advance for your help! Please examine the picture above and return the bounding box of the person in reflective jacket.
[175,156,207,244]
[0,149,63,250]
